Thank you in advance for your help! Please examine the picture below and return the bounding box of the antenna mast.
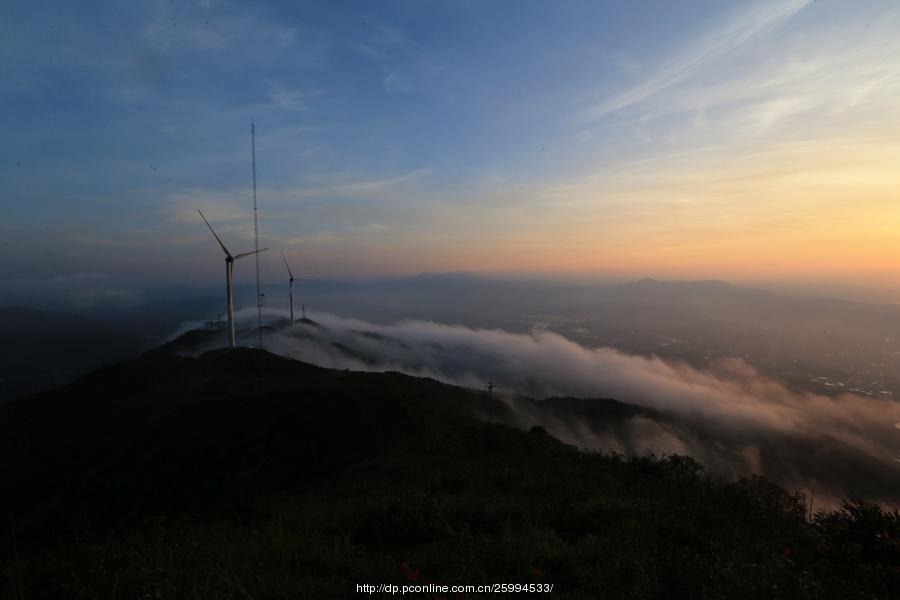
[252,121,263,348]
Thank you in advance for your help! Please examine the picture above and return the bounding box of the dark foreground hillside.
[1,349,897,599]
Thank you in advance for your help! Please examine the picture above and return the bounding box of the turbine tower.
[198,209,268,349]
[281,250,295,326]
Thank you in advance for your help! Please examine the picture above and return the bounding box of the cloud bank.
[174,308,900,508]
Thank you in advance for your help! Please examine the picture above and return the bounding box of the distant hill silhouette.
[1,348,896,598]
[0,306,147,401]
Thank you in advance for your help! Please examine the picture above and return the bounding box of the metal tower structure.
[252,121,263,348]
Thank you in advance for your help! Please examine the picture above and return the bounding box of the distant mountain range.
[6,275,900,403]
[0,306,147,401]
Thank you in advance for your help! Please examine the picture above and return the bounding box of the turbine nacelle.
[281,250,297,325]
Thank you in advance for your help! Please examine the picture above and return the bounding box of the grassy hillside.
[1,349,897,599]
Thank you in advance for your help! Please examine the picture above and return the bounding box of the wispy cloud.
[163,189,252,233]
[585,0,810,119]
[292,168,434,197]
[158,167,432,256]
[142,2,296,55]
[68,232,206,248]
[265,82,323,111]
[382,70,415,94]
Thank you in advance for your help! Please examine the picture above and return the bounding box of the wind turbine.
[281,251,296,326]
[198,209,268,349]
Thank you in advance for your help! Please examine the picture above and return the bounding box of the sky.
[2,0,900,291]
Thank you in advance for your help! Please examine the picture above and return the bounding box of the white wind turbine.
[198,209,268,349]
[281,250,295,326]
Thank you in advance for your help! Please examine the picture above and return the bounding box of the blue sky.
[2,0,900,291]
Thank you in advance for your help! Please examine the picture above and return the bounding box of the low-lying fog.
[168,302,900,510]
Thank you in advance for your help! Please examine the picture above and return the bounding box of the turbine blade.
[233,247,268,261]
[281,250,295,279]
[197,209,232,258]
